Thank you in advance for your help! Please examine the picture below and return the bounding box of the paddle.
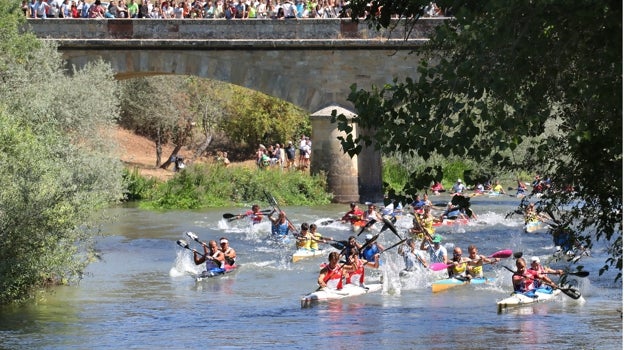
[502,266,582,300]
[186,231,206,246]
[380,216,402,240]
[356,219,377,237]
[177,239,206,258]
[223,209,272,221]
[379,238,408,254]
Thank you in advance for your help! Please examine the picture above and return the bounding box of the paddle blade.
[356,219,377,236]
[569,271,590,277]
[430,262,451,272]
[328,241,346,250]
[176,239,190,250]
[559,287,582,300]
[222,213,236,219]
[381,217,401,239]
[489,249,513,259]
[185,231,199,241]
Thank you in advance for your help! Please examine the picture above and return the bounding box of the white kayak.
[497,287,561,313]
[292,248,326,263]
[300,283,382,308]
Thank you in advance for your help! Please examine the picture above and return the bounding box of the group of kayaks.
[179,192,584,313]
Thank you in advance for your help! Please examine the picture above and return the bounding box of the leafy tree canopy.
[0,3,124,304]
[336,0,622,279]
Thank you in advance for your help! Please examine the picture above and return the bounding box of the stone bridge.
[26,18,443,203]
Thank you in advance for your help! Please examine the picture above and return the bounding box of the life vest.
[322,265,343,290]
[346,260,365,285]
[272,221,289,236]
[361,244,380,264]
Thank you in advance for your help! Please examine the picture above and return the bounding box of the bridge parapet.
[25,18,445,41]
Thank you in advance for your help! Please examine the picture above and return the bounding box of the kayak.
[431,277,495,293]
[195,265,239,282]
[497,287,561,313]
[433,218,470,227]
[300,283,382,308]
[524,220,548,233]
[292,248,326,263]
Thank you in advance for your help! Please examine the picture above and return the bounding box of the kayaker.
[447,247,471,280]
[360,234,383,269]
[420,234,448,264]
[269,210,296,238]
[236,204,264,224]
[318,252,344,290]
[309,224,332,251]
[219,237,236,267]
[296,223,312,249]
[344,248,367,287]
[512,257,557,293]
[193,240,226,274]
[399,238,428,271]
[466,244,499,278]
[363,203,383,222]
[528,256,562,288]
[341,202,364,228]
[451,179,465,194]
[492,180,505,194]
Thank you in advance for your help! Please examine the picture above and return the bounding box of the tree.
[335,1,622,279]
[119,76,194,168]
[0,5,124,304]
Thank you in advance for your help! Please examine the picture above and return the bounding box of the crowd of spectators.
[23,0,450,20]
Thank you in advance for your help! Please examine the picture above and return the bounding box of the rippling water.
[0,196,621,349]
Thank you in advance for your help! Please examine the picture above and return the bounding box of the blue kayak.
[432,277,495,293]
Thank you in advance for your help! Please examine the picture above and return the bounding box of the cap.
[530,256,540,263]
[220,238,228,244]
[365,234,373,240]
[457,179,462,183]
[432,234,442,243]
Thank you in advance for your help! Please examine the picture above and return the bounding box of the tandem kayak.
[292,248,326,263]
[195,265,239,282]
[497,287,561,313]
[431,277,495,293]
[300,283,382,308]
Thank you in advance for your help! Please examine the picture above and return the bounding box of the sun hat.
[432,234,442,243]
[457,179,462,183]
[365,234,373,240]
[531,256,540,263]
[220,238,228,244]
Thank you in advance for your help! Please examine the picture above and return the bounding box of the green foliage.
[0,8,124,304]
[219,85,311,155]
[337,1,622,278]
[139,164,331,210]
[122,167,160,201]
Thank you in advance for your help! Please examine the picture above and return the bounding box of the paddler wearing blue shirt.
[360,234,384,268]
[194,240,226,274]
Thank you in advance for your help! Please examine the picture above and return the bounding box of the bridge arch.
[28,18,440,202]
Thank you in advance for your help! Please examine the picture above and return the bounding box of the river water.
[0,195,621,349]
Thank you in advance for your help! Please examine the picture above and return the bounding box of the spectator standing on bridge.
[282,0,297,18]
[88,0,105,17]
[34,0,50,18]
[78,0,89,17]
[127,0,139,17]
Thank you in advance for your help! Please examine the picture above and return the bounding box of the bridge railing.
[25,18,446,41]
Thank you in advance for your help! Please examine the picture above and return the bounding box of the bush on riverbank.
[127,163,332,209]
